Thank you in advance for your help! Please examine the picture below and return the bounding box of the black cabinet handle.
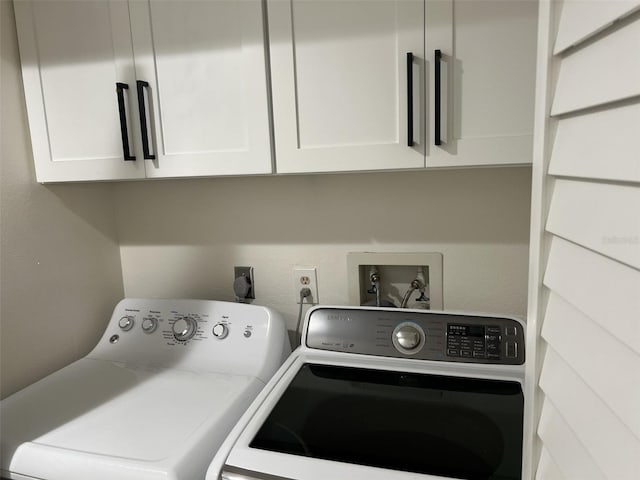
[136,80,156,160]
[434,49,442,146]
[407,52,414,147]
[116,83,135,161]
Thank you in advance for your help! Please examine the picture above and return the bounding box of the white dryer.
[207,306,527,480]
[0,298,290,480]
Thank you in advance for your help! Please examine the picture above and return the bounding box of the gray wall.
[0,1,124,399]
[115,167,532,330]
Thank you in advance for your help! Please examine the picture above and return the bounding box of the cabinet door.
[426,0,537,167]
[14,0,145,182]
[129,0,272,178]
[269,0,425,174]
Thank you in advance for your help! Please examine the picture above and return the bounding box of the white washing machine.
[206,305,526,480]
[0,298,290,480]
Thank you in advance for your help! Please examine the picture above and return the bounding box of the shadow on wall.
[109,167,532,247]
[42,183,119,243]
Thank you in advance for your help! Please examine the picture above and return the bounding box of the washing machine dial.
[172,317,197,342]
[118,316,134,331]
[141,317,158,334]
[212,322,229,340]
[392,322,425,354]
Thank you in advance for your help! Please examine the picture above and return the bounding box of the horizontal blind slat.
[549,102,640,182]
[538,399,607,480]
[541,291,640,437]
[554,0,640,54]
[543,237,640,354]
[540,346,640,476]
[551,19,640,116]
[536,447,566,480]
[546,179,640,268]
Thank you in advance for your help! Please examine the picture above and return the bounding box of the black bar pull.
[116,82,135,161]
[136,80,156,160]
[407,52,414,147]
[434,49,442,146]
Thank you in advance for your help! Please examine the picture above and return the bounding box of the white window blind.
[528,1,640,479]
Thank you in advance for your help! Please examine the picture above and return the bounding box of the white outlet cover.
[293,267,319,304]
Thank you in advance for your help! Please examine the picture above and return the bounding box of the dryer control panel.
[306,307,525,365]
[88,298,290,381]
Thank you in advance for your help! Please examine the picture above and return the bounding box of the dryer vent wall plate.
[347,252,443,310]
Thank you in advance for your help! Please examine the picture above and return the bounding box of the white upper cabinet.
[15,0,537,182]
[15,0,272,182]
[426,0,538,167]
[129,0,272,178]
[14,0,146,182]
[268,0,425,173]
[268,0,537,174]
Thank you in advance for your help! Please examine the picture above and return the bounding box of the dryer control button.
[212,322,229,340]
[173,317,197,342]
[118,316,134,331]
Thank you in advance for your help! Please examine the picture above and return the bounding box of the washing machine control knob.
[392,322,425,355]
[173,317,197,342]
[212,322,229,339]
[118,316,134,331]
[395,325,421,349]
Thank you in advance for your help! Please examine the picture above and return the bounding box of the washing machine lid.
[225,358,524,480]
[2,357,261,475]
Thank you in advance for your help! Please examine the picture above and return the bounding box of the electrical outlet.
[293,267,319,304]
[234,266,255,300]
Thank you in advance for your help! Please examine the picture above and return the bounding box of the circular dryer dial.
[392,322,425,355]
[212,322,229,339]
[118,316,134,331]
[172,317,197,342]
[142,317,158,334]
